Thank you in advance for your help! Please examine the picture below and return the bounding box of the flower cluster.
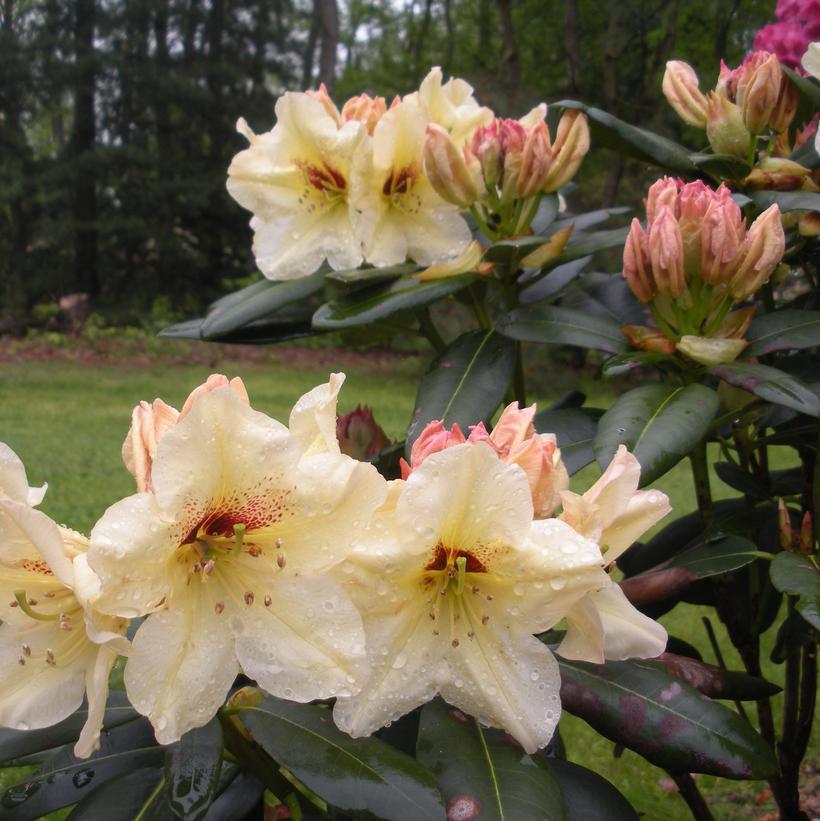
[227,68,590,280]
[1,376,669,756]
[754,0,820,69]
[622,177,785,366]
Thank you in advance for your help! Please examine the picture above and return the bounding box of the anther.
[451,638,460,648]
[244,591,254,606]
[486,594,494,601]
[275,538,283,549]
[214,602,225,614]
[248,545,261,557]
[202,559,215,576]
[14,590,60,621]
[21,644,31,657]
[276,554,286,568]
[481,615,490,624]
[9,601,18,607]
[471,585,480,595]
[43,591,55,598]
[232,523,246,555]
[27,598,38,606]
[263,595,272,607]
[18,656,25,666]
[467,631,475,638]
[433,629,439,635]
[46,648,54,662]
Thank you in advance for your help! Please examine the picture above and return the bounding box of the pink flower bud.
[800,511,814,555]
[621,325,677,354]
[489,403,569,518]
[341,93,387,134]
[778,498,793,550]
[706,92,752,159]
[736,52,782,134]
[662,61,709,128]
[470,121,504,189]
[336,405,391,460]
[423,123,482,207]
[744,156,813,192]
[645,177,680,223]
[516,121,552,198]
[700,185,745,285]
[541,110,590,193]
[728,205,786,300]
[647,206,686,298]
[622,219,656,302]
[769,76,799,133]
[402,420,468,478]
[678,180,715,276]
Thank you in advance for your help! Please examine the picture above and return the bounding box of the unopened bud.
[541,110,590,192]
[621,325,676,354]
[800,511,814,555]
[645,177,680,223]
[423,124,482,208]
[728,205,785,300]
[778,498,793,550]
[517,121,551,198]
[336,404,391,459]
[647,206,686,298]
[769,77,799,133]
[700,186,744,285]
[744,156,813,192]
[737,52,782,134]
[706,93,752,160]
[306,83,341,125]
[341,93,387,134]
[470,121,503,189]
[662,61,709,128]
[622,219,656,302]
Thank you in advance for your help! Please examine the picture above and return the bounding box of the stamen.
[481,615,490,625]
[214,602,225,614]
[248,545,261,558]
[451,638,459,647]
[471,585,480,595]
[275,538,283,549]
[232,524,246,555]
[21,644,31,657]
[455,556,467,596]
[13,590,59,621]
[276,554,286,569]
[244,591,254,606]
[46,648,56,666]
[263,594,272,607]
[43,591,55,598]
[18,657,25,666]
[202,559,215,576]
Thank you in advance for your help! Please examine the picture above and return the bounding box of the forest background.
[0,0,779,326]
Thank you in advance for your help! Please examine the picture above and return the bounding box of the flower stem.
[469,285,492,331]
[669,773,715,821]
[689,442,714,527]
[416,308,446,354]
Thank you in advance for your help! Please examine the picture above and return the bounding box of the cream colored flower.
[0,442,47,506]
[227,93,368,279]
[0,447,128,758]
[557,445,670,663]
[414,67,493,145]
[334,443,608,754]
[351,98,473,267]
[89,375,386,744]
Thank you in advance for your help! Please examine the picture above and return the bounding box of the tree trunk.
[411,0,433,85]
[317,0,338,91]
[496,0,521,111]
[302,2,319,87]
[564,0,580,96]
[443,0,454,75]
[601,3,622,207]
[71,0,98,297]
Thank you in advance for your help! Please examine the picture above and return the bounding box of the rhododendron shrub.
[2,59,818,821]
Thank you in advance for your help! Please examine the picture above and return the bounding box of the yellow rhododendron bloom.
[0,445,128,758]
[333,442,609,754]
[352,97,473,268]
[557,445,671,663]
[89,375,386,744]
[227,93,368,280]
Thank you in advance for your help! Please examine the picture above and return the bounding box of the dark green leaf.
[714,462,770,499]
[658,654,781,701]
[782,66,820,112]
[689,153,751,180]
[547,759,638,821]
[558,226,630,261]
[519,257,591,305]
[749,190,820,213]
[484,235,551,266]
[497,305,627,353]
[200,269,326,339]
[789,138,820,170]
[416,699,565,821]
[200,316,315,345]
[551,206,631,234]
[0,719,164,820]
[711,362,820,416]
[666,535,761,579]
[204,771,264,821]
[405,330,516,453]
[771,608,817,663]
[0,692,139,765]
[530,193,560,233]
[312,275,473,330]
[159,318,207,340]
[553,101,696,175]
[165,719,223,820]
[562,272,646,326]
[557,657,777,778]
[745,310,820,356]
[66,767,169,820]
[594,384,719,485]
[770,552,820,630]
[534,407,603,475]
[208,278,268,312]
[601,351,672,377]
[236,696,445,821]
[325,262,421,284]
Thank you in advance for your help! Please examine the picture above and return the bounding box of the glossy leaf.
[200,269,326,339]
[594,384,719,485]
[325,262,420,284]
[0,719,164,820]
[529,192,561,233]
[547,759,638,821]
[204,771,264,821]
[553,100,696,175]
[658,653,781,701]
[782,66,820,113]
[66,767,169,820]
[748,190,820,213]
[519,256,591,304]
[601,351,673,377]
[405,330,516,453]
[534,407,603,475]
[689,153,751,180]
[165,719,223,820]
[711,362,820,417]
[159,318,208,340]
[666,535,762,579]
[562,272,646,325]
[745,310,820,356]
[0,692,139,765]
[416,698,565,821]
[770,552,820,630]
[236,695,445,821]
[557,657,777,778]
[312,275,473,330]
[484,235,551,266]
[497,304,627,353]
[551,206,631,233]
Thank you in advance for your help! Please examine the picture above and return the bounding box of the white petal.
[588,583,667,660]
[333,600,445,738]
[598,489,671,562]
[397,444,533,558]
[232,571,368,701]
[89,493,177,617]
[556,595,605,663]
[75,644,119,758]
[0,442,46,506]
[289,373,345,455]
[441,626,561,754]
[583,445,642,530]
[124,584,240,745]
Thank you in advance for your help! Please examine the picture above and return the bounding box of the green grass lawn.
[0,354,813,820]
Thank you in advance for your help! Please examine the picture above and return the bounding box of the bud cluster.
[422,105,590,238]
[622,178,785,366]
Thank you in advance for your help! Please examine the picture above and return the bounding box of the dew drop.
[391,653,408,670]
